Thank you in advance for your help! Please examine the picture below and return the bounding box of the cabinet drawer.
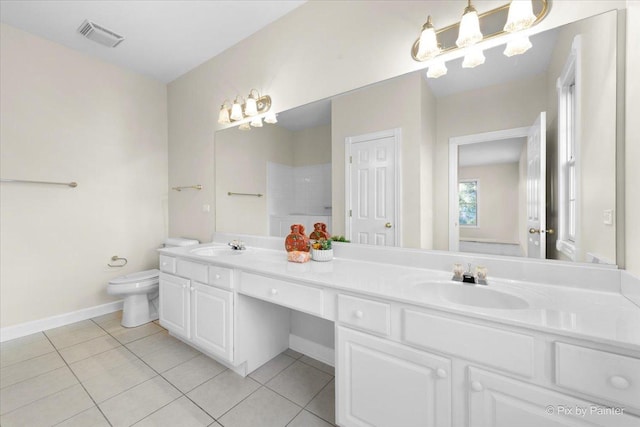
[338,294,390,336]
[403,309,534,378]
[555,342,640,410]
[239,272,323,316]
[159,255,176,274]
[208,265,233,289]
[176,259,208,283]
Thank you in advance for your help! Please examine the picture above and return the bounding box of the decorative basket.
[311,248,333,262]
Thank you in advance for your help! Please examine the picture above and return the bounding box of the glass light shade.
[244,96,258,116]
[462,46,486,68]
[456,7,483,48]
[504,0,536,33]
[250,117,263,127]
[238,122,251,130]
[218,106,230,124]
[426,59,447,79]
[264,111,278,124]
[417,16,440,61]
[230,101,243,121]
[503,35,532,57]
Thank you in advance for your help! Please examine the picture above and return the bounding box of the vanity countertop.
[158,243,640,351]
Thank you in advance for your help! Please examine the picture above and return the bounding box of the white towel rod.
[0,178,77,188]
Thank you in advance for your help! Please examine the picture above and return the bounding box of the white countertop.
[159,243,640,351]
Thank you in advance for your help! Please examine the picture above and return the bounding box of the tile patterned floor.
[0,311,336,427]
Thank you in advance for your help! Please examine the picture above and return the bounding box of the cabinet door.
[159,273,190,339]
[468,367,640,427]
[191,282,234,362]
[337,326,451,427]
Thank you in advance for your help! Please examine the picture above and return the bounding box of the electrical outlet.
[603,209,613,225]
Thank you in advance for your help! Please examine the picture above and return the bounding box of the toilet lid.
[109,269,160,285]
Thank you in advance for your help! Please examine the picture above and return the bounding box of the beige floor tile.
[219,386,301,427]
[125,330,174,356]
[287,410,334,427]
[111,322,164,344]
[187,369,260,419]
[162,353,226,393]
[59,335,121,364]
[0,366,78,415]
[0,384,93,427]
[266,361,332,407]
[82,359,156,403]
[91,310,122,327]
[45,320,107,349]
[1,351,65,388]
[283,348,303,359]
[99,376,181,427]
[55,406,110,427]
[138,340,200,373]
[300,355,335,376]
[0,333,55,368]
[249,352,296,384]
[134,396,213,427]
[69,346,138,382]
[305,379,335,424]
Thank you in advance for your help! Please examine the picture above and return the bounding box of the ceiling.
[0,0,305,83]
[458,138,526,168]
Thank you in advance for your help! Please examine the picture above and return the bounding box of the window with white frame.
[556,36,581,259]
[459,179,478,227]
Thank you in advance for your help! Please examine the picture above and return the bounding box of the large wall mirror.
[215,10,620,267]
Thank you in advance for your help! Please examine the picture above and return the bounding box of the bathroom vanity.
[158,235,640,427]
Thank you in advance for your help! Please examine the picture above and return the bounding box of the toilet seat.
[107,269,160,295]
[109,269,160,285]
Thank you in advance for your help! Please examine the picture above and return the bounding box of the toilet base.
[122,294,159,328]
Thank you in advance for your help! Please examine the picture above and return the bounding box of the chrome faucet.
[452,263,488,286]
[228,240,246,250]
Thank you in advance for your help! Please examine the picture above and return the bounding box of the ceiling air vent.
[77,20,125,48]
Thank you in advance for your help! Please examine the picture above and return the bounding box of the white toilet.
[107,238,199,327]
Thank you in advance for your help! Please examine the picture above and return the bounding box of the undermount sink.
[425,283,529,310]
[190,245,245,257]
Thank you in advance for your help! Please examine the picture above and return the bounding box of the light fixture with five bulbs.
[217,89,277,130]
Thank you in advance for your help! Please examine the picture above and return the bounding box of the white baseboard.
[0,300,123,343]
[289,333,335,367]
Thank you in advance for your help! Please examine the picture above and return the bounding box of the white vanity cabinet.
[336,326,452,427]
[159,259,234,363]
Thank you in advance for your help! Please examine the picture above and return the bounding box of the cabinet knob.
[190,287,195,292]
[354,310,364,319]
[215,274,221,280]
[270,288,278,296]
[609,375,630,390]
[162,262,167,266]
[182,284,187,289]
[436,368,447,379]
[471,381,484,392]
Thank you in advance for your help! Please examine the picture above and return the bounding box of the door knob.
[385,223,392,229]
[529,228,555,235]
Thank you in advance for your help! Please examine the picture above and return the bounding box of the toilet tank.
[164,237,199,248]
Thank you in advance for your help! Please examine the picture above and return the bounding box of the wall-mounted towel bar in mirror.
[1,178,78,188]
[172,185,203,191]
[228,192,263,197]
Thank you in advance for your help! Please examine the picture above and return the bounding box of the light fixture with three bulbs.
[413,0,548,78]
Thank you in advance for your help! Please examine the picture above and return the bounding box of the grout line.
[40,333,114,427]
[303,379,335,426]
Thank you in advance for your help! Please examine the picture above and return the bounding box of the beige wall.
[0,24,168,327]
[459,163,521,244]
[626,1,640,275]
[215,125,294,235]
[434,74,548,250]
[331,72,433,248]
[545,11,617,264]
[292,124,331,167]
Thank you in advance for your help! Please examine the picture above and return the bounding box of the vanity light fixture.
[412,0,549,78]
[264,111,278,124]
[217,89,273,129]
